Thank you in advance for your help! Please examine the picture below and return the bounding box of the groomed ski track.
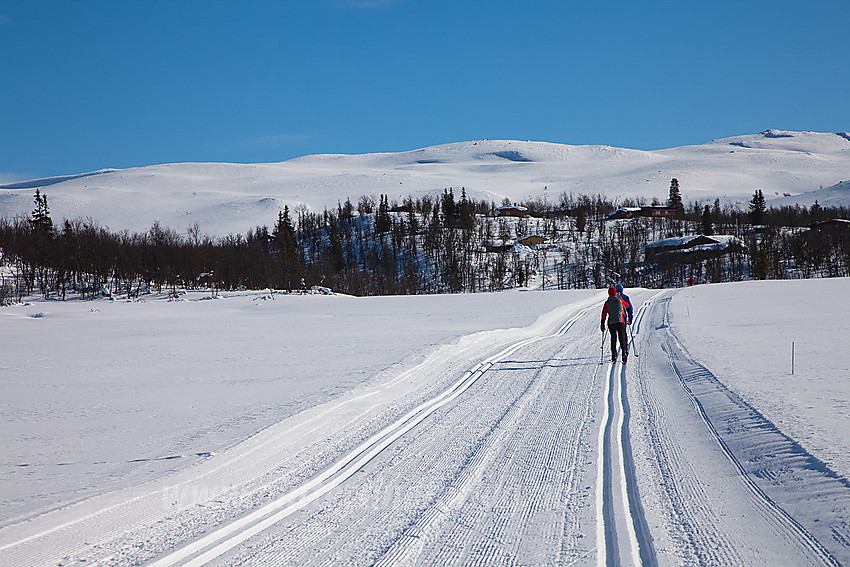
[2,290,849,566]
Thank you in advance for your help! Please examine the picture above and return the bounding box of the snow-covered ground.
[1,278,849,565]
[0,289,580,521]
[1,130,848,238]
[670,278,850,481]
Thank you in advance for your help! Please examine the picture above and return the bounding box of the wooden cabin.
[516,235,549,248]
[496,205,529,218]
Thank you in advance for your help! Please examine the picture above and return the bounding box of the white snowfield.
[1,129,849,238]
[1,278,849,566]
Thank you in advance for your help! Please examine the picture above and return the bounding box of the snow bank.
[668,278,850,480]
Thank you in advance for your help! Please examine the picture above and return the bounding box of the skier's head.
[615,283,624,293]
[608,287,617,296]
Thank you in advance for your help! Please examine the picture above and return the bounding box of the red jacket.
[602,295,630,325]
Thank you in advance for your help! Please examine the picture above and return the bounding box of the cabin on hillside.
[496,205,529,218]
[809,219,850,231]
[516,235,549,248]
[607,207,642,220]
[644,235,745,263]
[640,206,679,218]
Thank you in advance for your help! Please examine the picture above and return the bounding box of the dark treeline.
[2,186,849,302]
[0,215,303,302]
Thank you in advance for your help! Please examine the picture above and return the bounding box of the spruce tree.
[701,205,714,235]
[273,206,300,290]
[458,187,474,231]
[29,189,54,236]
[753,245,771,279]
[376,194,391,233]
[667,178,683,216]
[575,205,587,233]
[748,189,766,225]
[809,200,824,222]
[406,203,419,235]
[442,188,457,228]
[712,199,722,232]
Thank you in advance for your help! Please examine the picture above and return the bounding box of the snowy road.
[2,289,849,566]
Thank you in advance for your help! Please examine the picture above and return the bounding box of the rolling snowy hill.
[1,129,849,238]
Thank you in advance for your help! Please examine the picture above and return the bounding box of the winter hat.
[608,287,617,296]
[615,284,624,292]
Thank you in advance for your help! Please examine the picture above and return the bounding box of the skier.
[601,286,630,363]
[615,283,633,326]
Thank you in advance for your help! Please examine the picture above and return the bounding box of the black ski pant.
[608,322,628,359]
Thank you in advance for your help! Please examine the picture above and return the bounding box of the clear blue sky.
[2,0,848,182]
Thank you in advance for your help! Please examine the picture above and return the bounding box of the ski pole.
[627,318,639,358]
[600,325,607,365]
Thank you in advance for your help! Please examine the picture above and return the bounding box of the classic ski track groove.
[366,305,601,566]
[8,289,846,566]
[0,298,592,566]
[389,332,593,564]
[147,303,597,566]
[1,346,482,565]
[631,292,743,565]
[596,292,661,567]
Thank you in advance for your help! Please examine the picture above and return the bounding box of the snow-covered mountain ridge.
[1,130,848,237]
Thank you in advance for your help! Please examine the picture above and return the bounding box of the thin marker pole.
[792,341,795,375]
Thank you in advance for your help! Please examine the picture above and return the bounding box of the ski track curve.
[5,289,850,566]
[0,295,604,567]
[207,301,603,566]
